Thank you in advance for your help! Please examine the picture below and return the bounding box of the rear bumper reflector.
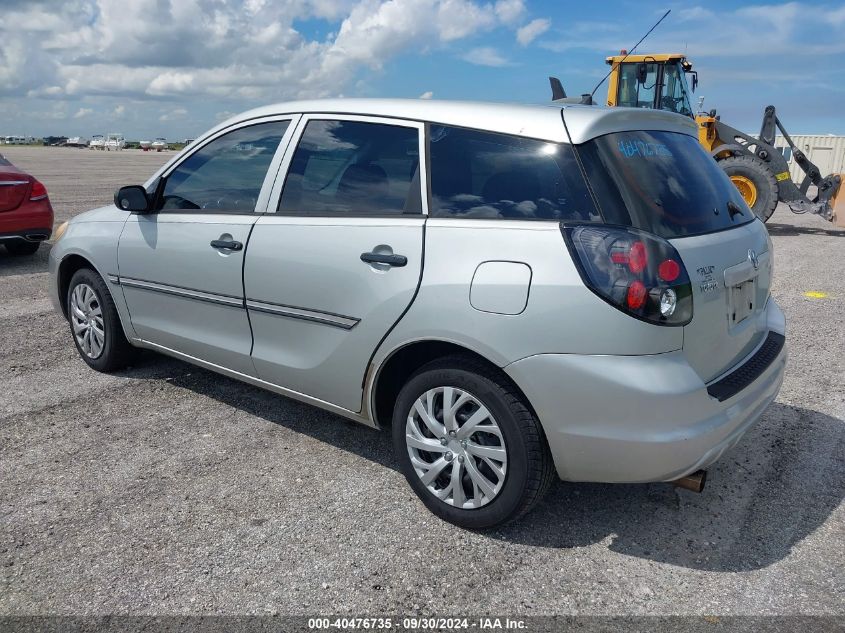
[706,331,785,402]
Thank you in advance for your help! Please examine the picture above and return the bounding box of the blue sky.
[2,0,843,139]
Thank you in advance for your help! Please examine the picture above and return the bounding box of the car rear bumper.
[505,300,787,483]
[0,198,54,240]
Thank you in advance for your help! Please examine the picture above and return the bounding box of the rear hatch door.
[671,221,771,381]
[572,123,771,382]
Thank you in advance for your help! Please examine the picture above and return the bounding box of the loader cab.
[607,53,696,118]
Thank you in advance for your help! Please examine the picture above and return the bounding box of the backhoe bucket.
[830,175,845,228]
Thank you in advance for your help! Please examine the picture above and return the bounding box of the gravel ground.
[0,146,843,617]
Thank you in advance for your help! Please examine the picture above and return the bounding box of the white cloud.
[516,18,549,46]
[419,90,433,99]
[1,0,528,113]
[160,107,188,122]
[73,108,93,119]
[462,47,510,67]
[494,0,525,24]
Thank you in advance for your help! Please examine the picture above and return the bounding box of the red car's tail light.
[29,179,48,201]
[562,224,693,326]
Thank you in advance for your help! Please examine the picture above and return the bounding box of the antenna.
[589,9,671,100]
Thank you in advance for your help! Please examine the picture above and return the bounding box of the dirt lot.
[0,146,843,617]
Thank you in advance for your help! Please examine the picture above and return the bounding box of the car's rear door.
[118,117,298,375]
[244,115,426,412]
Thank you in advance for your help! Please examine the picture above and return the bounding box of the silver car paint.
[118,213,259,376]
[505,298,786,482]
[49,99,787,484]
[371,218,684,370]
[561,104,698,144]
[245,214,425,411]
[116,115,299,376]
[670,220,773,382]
[48,206,135,341]
[242,113,428,411]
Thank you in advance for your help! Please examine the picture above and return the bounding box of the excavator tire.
[718,155,779,222]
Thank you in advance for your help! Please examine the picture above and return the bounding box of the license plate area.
[729,279,756,326]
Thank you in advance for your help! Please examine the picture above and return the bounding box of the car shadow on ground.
[119,354,843,574]
[766,221,845,237]
[0,244,50,277]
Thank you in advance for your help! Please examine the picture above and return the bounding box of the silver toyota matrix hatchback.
[50,99,787,528]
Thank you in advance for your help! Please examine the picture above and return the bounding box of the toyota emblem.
[748,249,759,270]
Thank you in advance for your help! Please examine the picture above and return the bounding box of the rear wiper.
[727,201,745,220]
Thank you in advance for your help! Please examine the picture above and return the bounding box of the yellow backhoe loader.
[549,53,842,223]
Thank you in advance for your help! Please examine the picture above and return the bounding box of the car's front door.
[118,117,297,375]
[244,115,426,412]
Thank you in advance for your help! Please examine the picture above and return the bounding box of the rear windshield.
[576,130,754,238]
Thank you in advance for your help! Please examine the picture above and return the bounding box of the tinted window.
[279,120,421,216]
[159,121,288,213]
[429,125,597,221]
[577,130,754,238]
[0,154,10,166]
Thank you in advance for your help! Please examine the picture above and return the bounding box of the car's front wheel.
[392,356,554,529]
[67,268,135,372]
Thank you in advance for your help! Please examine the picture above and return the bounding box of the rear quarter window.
[429,125,598,221]
[577,130,754,238]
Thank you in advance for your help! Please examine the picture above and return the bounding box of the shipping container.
[774,135,845,183]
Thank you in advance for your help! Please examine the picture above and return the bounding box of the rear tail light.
[29,179,48,201]
[562,224,693,326]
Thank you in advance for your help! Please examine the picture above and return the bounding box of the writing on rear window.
[617,139,672,158]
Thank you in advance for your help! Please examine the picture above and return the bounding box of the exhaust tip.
[671,469,707,493]
[25,233,49,242]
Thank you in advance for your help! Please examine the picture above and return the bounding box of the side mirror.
[690,71,699,92]
[114,185,150,212]
[636,63,649,84]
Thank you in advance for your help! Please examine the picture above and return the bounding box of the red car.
[0,153,54,256]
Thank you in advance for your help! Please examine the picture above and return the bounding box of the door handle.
[210,239,243,251]
[360,252,407,267]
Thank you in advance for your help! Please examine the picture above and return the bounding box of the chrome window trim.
[0,180,29,186]
[265,113,429,217]
[245,299,359,330]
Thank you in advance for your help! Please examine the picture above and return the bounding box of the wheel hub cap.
[70,283,105,359]
[405,386,508,509]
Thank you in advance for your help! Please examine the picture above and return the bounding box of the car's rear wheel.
[4,240,40,256]
[392,356,554,529]
[67,268,135,372]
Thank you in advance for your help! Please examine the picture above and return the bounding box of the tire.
[718,155,779,222]
[66,268,135,372]
[392,355,555,529]
[4,240,40,256]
